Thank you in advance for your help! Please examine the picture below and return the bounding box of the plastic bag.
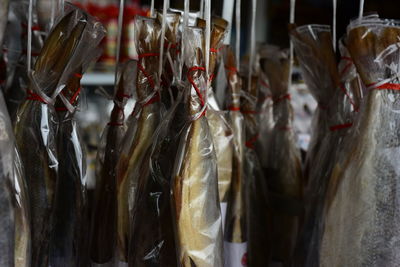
[116,15,162,262]
[320,17,400,266]
[90,60,136,264]
[14,7,105,266]
[260,46,303,264]
[292,39,362,266]
[171,26,224,266]
[219,45,247,267]
[290,25,340,188]
[0,89,31,267]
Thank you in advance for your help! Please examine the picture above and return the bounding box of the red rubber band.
[245,134,259,149]
[368,83,400,90]
[26,90,47,104]
[329,122,353,131]
[137,53,159,90]
[340,56,352,62]
[225,65,238,74]
[143,93,160,107]
[74,73,83,78]
[187,66,207,117]
[273,94,291,103]
[210,47,221,53]
[228,106,241,111]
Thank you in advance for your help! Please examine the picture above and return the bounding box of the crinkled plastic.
[116,15,162,262]
[290,25,341,188]
[292,40,362,267]
[260,47,303,264]
[320,17,400,267]
[239,70,272,266]
[219,45,247,267]
[171,26,224,267]
[14,6,105,267]
[90,60,136,264]
[128,90,184,267]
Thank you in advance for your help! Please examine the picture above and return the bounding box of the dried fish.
[90,60,135,264]
[171,26,223,267]
[321,18,400,267]
[116,16,162,262]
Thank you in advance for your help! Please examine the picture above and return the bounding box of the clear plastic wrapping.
[0,0,8,50]
[14,7,105,266]
[116,15,162,262]
[90,61,136,264]
[221,45,247,267]
[260,47,303,264]
[171,26,224,266]
[320,17,400,266]
[290,25,340,187]
[292,40,362,267]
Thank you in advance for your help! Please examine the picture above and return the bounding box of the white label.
[224,241,247,267]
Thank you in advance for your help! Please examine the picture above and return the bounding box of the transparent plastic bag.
[0,89,31,267]
[171,26,223,267]
[292,40,362,267]
[14,6,105,266]
[260,46,303,264]
[90,60,136,264]
[290,25,340,187]
[128,90,185,267]
[116,15,162,262]
[320,17,400,267]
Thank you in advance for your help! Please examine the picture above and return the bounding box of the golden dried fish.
[116,16,161,262]
[90,61,135,264]
[321,20,400,267]
[171,26,223,267]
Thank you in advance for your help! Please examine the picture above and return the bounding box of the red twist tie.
[26,90,47,104]
[143,92,160,107]
[210,47,221,53]
[329,122,353,132]
[74,73,83,78]
[245,134,259,149]
[273,93,291,103]
[187,66,207,117]
[225,65,238,75]
[368,83,400,91]
[228,106,241,111]
[137,53,160,90]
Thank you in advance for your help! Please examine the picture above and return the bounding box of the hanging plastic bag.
[90,60,136,264]
[290,25,340,188]
[238,69,272,266]
[260,46,303,264]
[14,7,105,266]
[116,15,162,262]
[171,26,224,267]
[292,39,362,267]
[320,16,400,266]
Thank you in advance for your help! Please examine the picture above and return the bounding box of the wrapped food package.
[90,61,136,264]
[221,45,247,267]
[261,47,303,264]
[290,25,340,188]
[116,16,162,262]
[320,17,400,266]
[292,39,362,266]
[14,8,105,267]
[127,12,182,267]
[171,26,224,267]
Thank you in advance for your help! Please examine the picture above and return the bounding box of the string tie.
[187,66,207,118]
